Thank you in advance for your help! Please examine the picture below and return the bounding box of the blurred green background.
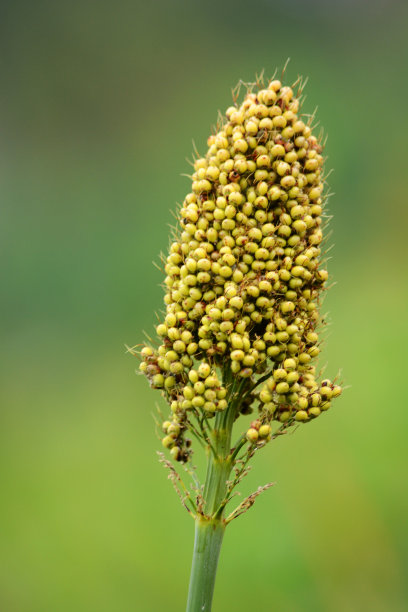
[1,1,408,610]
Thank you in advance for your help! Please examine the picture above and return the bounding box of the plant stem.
[186,401,236,611]
[202,403,236,516]
[185,516,225,612]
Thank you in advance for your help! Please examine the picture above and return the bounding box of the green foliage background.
[2,1,408,610]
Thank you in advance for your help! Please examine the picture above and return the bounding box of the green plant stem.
[186,517,225,612]
[203,403,236,516]
[186,401,236,612]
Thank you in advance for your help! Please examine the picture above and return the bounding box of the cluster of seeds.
[139,77,341,460]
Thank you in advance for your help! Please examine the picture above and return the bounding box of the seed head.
[139,75,342,461]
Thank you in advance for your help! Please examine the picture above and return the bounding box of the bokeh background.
[1,1,408,610]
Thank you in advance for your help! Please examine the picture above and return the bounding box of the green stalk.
[186,400,236,612]
[185,516,225,612]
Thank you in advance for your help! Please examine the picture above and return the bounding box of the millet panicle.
[139,76,342,462]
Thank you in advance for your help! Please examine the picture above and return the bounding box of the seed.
[246,428,259,443]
